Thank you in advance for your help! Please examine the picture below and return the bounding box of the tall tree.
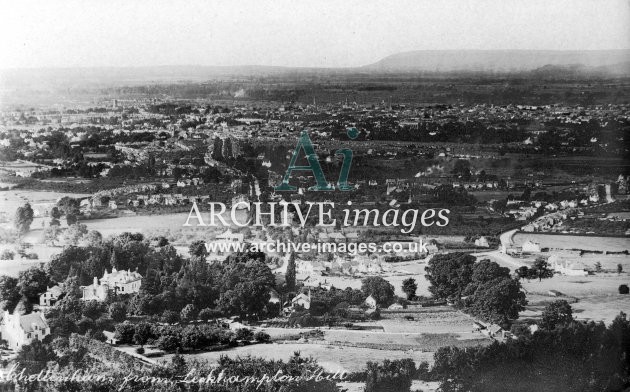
[463,259,511,296]
[17,267,50,302]
[402,278,417,300]
[57,196,80,226]
[361,277,395,307]
[43,225,61,246]
[467,277,526,324]
[14,296,33,315]
[0,276,21,312]
[218,259,275,319]
[532,257,553,281]
[15,203,34,233]
[541,300,573,330]
[285,252,296,292]
[425,252,475,299]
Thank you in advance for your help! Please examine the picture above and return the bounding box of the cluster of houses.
[548,254,589,277]
[0,160,51,177]
[0,268,143,352]
[282,290,382,319]
[37,268,143,309]
[296,256,387,276]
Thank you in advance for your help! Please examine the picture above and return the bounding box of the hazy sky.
[0,0,628,69]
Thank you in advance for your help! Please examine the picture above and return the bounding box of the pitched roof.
[18,312,49,333]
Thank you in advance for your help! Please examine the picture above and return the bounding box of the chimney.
[93,276,98,286]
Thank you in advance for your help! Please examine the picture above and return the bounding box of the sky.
[0,0,628,69]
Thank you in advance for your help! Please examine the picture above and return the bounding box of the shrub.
[0,250,15,260]
[109,302,127,322]
[235,328,254,342]
[218,330,235,345]
[541,300,573,330]
[180,304,198,321]
[156,334,181,352]
[135,347,145,355]
[619,284,629,295]
[254,330,270,343]
[198,307,220,321]
[161,310,180,324]
[365,359,416,392]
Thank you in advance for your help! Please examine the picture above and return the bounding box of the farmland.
[512,232,630,252]
[170,306,491,373]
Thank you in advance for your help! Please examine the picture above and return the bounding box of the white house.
[81,268,142,301]
[364,295,378,309]
[268,288,281,304]
[0,311,50,350]
[39,285,62,307]
[82,277,110,301]
[549,256,589,277]
[522,240,541,253]
[291,292,311,310]
[474,237,490,248]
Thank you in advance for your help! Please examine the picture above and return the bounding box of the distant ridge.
[364,50,630,73]
[2,50,629,89]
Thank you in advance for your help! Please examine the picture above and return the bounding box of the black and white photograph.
[0,1,629,391]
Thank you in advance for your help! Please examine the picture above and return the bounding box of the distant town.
[0,70,629,392]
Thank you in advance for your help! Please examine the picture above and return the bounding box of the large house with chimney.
[81,267,142,301]
[0,311,50,350]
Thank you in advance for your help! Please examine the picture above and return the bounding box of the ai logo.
[275,127,358,191]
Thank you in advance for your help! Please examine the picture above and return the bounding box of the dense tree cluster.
[425,253,527,324]
[432,310,630,392]
[113,321,254,352]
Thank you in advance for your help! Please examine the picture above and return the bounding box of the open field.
[547,253,630,271]
[0,258,45,277]
[513,233,630,252]
[521,292,630,325]
[0,190,91,216]
[519,272,630,325]
[165,342,435,373]
[322,329,487,351]
[522,272,629,297]
[378,306,480,334]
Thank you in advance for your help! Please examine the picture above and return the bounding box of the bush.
[135,347,145,355]
[161,310,180,324]
[180,304,198,321]
[109,302,127,322]
[254,330,270,343]
[235,328,254,342]
[365,359,416,392]
[218,330,235,345]
[25,252,38,260]
[368,308,381,320]
[198,307,220,321]
[156,334,181,352]
[619,284,629,295]
[0,250,15,260]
